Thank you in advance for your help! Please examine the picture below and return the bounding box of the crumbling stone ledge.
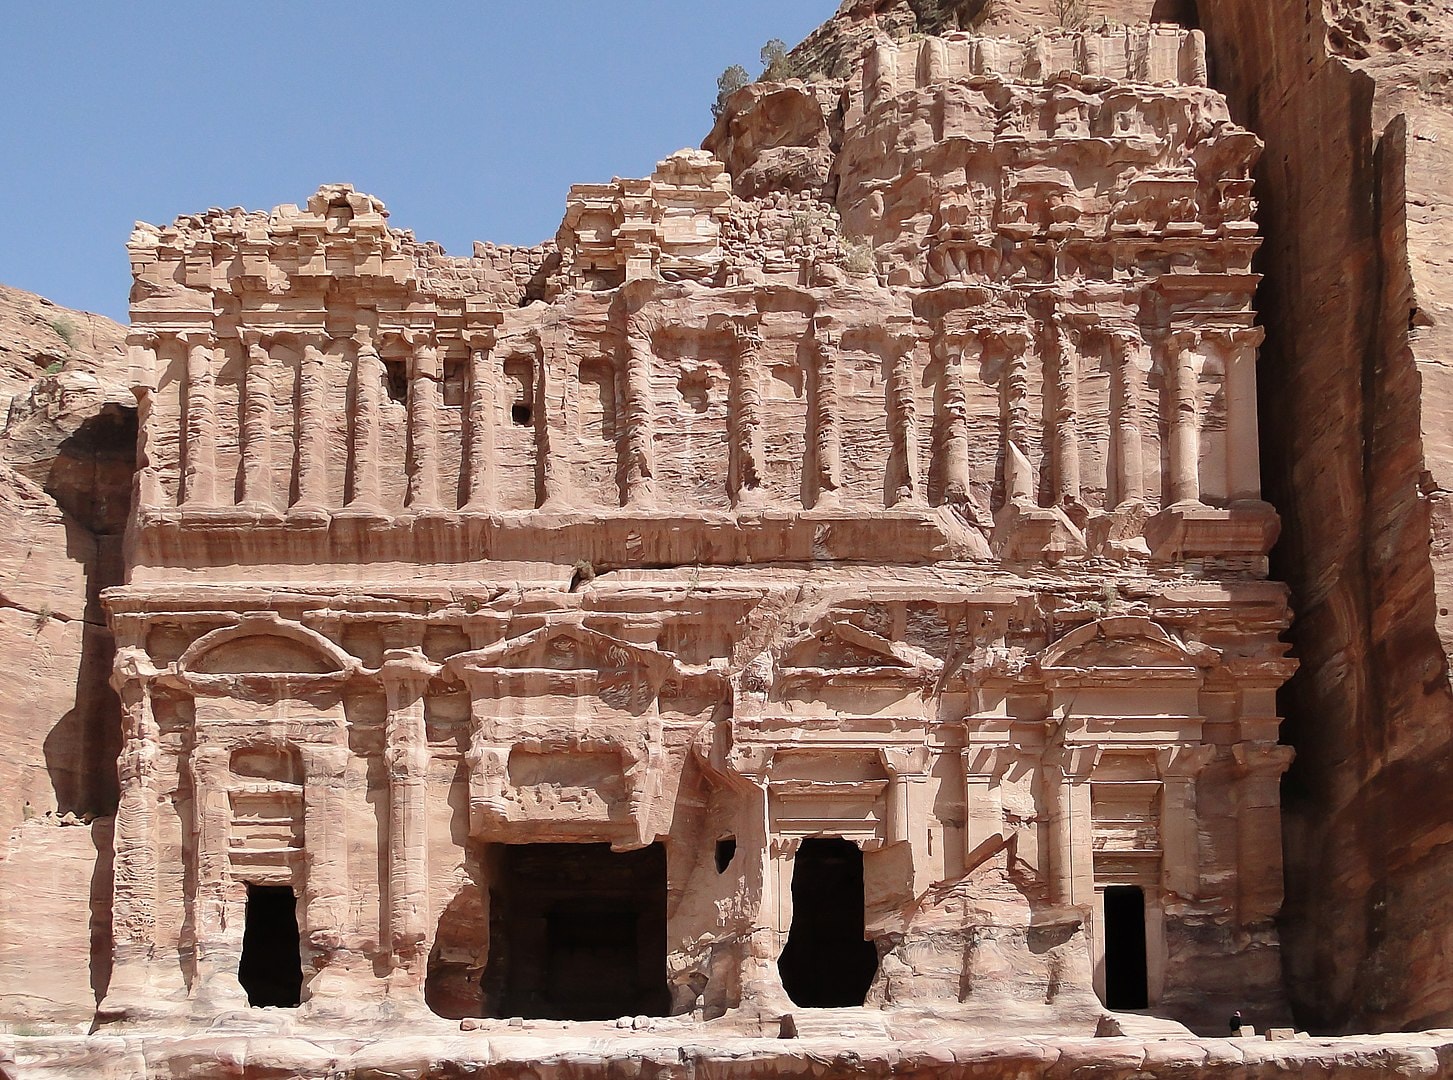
[3,1031,1452,1079]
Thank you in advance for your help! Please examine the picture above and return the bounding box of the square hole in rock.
[483,842,668,1021]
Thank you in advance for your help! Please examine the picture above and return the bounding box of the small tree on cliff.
[713,64,751,120]
[759,38,798,82]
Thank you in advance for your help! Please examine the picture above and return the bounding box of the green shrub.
[713,64,751,120]
[840,239,876,276]
[759,38,799,83]
[49,317,75,348]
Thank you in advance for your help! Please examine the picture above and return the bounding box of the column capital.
[1156,742,1216,779]
[1161,326,1202,352]
[882,316,923,356]
[720,311,764,344]
[810,313,840,348]
[236,327,272,350]
[126,329,161,349]
[984,323,1033,355]
[380,648,440,699]
[1106,325,1145,352]
[176,327,215,348]
[464,328,497,352]
[1232,741,1295,776]
[1203,325,1266,352]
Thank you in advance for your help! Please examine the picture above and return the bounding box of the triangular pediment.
[447,624,676,680]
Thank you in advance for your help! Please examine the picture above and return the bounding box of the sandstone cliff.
[2,0,1453,1057]
[0,286,130,1030]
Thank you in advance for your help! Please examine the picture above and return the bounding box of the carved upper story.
[124,26,1272,580]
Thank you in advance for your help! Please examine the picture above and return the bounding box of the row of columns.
[138,326,506,514]
[138,318,1262,517]
[932,321,1264,513]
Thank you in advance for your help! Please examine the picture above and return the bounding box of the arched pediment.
[179,615,357,679]
[1038,616,1214,673]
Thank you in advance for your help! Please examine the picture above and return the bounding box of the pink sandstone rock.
[3,1,1453,1074]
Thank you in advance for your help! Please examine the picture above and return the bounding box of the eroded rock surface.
[4,0,1453,1070]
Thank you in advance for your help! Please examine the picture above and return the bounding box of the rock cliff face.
[3,0,1453,1071]
[0,286,131,1029]
[1186,0,1453,1036]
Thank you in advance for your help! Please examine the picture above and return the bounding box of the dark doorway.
[483,843,668,1021]
[715,836,737,874]
[777,837,878,1007]
[1103,885,1149,1010]
[237,884,302,1008]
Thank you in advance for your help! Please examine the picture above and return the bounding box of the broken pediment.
[779,618,943,683]
[1038,616,1214,676]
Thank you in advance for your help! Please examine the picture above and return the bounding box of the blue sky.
[0,3,830,323]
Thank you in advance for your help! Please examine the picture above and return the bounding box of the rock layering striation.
[1,1,1453,1076]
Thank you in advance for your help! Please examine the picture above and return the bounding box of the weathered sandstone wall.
[0,287,131,1030]
[1188,0,1453,1034]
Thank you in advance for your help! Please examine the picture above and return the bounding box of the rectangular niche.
[483,842,668,1021]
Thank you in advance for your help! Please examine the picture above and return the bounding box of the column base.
[1085,501,1152,561]
[1144,499,1279,561]
[991,500,1086,564]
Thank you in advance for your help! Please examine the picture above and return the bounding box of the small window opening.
[1103,885,1149,1010]
[384,359,408,404]
[505,356,534,427]
[482,843,668,1021]
[715,836,737,874]
[238,883,302,1008]
[443,360,467,407]
[778,837,878,1007]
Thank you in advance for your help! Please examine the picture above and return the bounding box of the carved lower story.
[99,572,1294,1033]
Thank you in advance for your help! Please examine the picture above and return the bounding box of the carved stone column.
[189,741,247,1010]
[180,330,217,508]
[294,338,331,513]
[996,326,1035,504]
[101,659,161,1016]
[406,333,442,511]
[382,651,433,978]
[1222,326,1266,502]
[932,332,971,506]
[1157,744,1215,900]
[299,743,351,1001]
[239,331,276,511]
[963,744,1015,857]
[1233,742,1295,925]
[1046,316,1080,508]
[622,313,657,507]
[463,329,498,512]
[1108,327,1147,507]
[127,331,164,510]
[349,329,384,512]
[885,326,921,506]
[810,315,842,509]
[1165,329,1203,505]
[1048,745,1098,908]
[726,315,766,506]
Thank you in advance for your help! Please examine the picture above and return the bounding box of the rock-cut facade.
[103,24,1297,1035]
